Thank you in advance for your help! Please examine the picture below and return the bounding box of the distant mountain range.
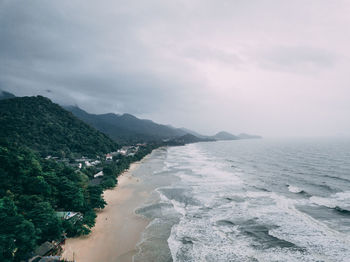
[0,91,261,144]
[211,131,239,140]
[65,105,189,144]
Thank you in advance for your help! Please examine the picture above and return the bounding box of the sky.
[1,0,350,137]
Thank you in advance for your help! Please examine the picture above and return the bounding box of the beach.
[62,159,152,262]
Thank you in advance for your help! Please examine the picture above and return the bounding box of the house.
[106,153,113,160]
[34,242,55,257]
[56,211,82,224]
[29,242,61,262]
[91,160,101,166]
[117,149,127,155]
[94,171,103,178]
[38,256,61,262]
[56,211,78,220]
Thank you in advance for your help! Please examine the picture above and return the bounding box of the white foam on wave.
[310,196,337,209]
[258,192,350,261]
[310,191,350,211]
[164,143,350,261]
[156,186,187,217]
[170,188,350,261]
[288,185,303,193]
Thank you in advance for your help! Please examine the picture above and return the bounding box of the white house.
[94,171,104,178]
[106,153,113,160]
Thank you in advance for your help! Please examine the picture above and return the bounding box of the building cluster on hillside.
[28,211,83,261]
[104,145,143,161]
[34,144,149,261]
[116,145,140,157]
[73,157,101,168]
[44,155,102,169]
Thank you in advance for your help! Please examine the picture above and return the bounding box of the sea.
[133,138,350,262]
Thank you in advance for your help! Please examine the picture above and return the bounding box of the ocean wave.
[334,206,350,215]
[216,219,236,226]
[163,142,350,261]
[324,174,350,183]
[309,191,350,214]
[135,202,174,219]
[287,185,303,193]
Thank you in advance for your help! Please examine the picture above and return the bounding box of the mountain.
[0,92,261,144]
[0,90,16,100]
[237,133,262,139]
[212,131,239,141]
[168,133,215,145]
[0,96,118,157]
[179,127,208,138]
[65,105,187,144]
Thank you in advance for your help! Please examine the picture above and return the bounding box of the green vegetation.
[0,96,119,158]
[0,140,156,261]
[0,142,92,261]
[0,96,160,261]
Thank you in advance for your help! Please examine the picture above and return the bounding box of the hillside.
[168,133,215,145]
[179,127,208,138]
[65,106,187,144]
[0,90,16,100]
[0,96,119,157]
[212,131,239,141]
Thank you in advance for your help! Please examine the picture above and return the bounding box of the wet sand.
[62,160,151,262]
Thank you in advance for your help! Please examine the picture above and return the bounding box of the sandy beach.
[62,160,151,262]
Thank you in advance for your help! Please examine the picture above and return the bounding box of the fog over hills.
[1,90,260,143]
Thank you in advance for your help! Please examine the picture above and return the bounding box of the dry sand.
[62,161,151,262]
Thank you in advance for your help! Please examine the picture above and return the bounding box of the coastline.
[61,156,152,262]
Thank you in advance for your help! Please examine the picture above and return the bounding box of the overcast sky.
[1,0,350,137]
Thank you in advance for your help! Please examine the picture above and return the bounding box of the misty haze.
[0,1,349,262]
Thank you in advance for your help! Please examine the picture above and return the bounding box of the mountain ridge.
[0,96,119,157]
[65,105,188,144]
[0,91,261,143]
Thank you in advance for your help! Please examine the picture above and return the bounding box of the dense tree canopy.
[0,96,119,157]
[0,142,104,261]
[0,95,159,261]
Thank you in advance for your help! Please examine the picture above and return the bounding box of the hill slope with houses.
[0,95,156,261]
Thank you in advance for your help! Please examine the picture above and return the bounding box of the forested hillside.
[0,98,159,261]
[65,105,187,144]
[0,141,104,261]
[0,139,157,261]
[0,96,119,157]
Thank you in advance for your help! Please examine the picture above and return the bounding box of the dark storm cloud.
[0,0,197,115]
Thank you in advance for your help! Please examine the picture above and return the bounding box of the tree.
[25,202,62,242]
[0,196,36,262]
[87,186,106,209]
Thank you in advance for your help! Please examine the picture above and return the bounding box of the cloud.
[257,46,337,74]
[1,0,350,136]
[182,47,243,66]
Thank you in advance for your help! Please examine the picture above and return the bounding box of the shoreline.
[61,156,152,262]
